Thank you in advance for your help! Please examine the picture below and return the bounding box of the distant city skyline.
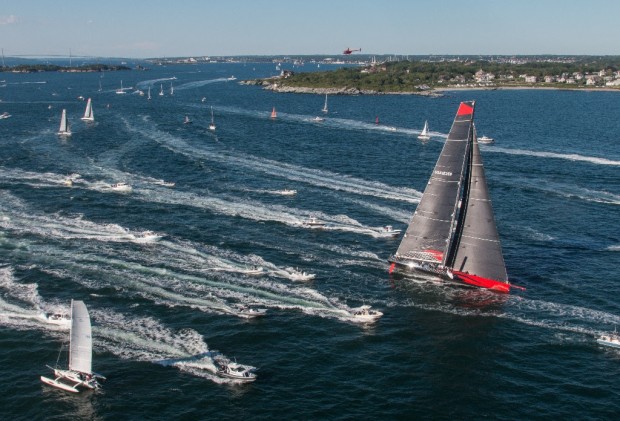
[1,0,619,58]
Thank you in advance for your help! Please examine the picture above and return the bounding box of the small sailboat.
[115,80,126,94]
[40,300,105,393]
[184,115,192,124]
[57,109,72,136]
[209,106,216,131]
[98,80,102,92]
[417,120,430,140]
[80,98,94,122]
[169,82,174,96]
[270,107,277,119]
[375,116,380,125]
[389,101,513,293]
[147,86,152,100]
[321,94,328,113]
[159,84,164,96]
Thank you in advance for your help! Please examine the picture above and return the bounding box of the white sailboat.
[417,120,430,141]
[115,80,126,94]
[169,82,174,96]
[209,106,216,131]
[147,86,152,100]
[321,93,328,113]
[40,300,105,393]
[159,84,164,96]
[57,109,72,136]
[80,98,94,122]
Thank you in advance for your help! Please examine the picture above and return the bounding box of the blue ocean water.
[0,62,619,420]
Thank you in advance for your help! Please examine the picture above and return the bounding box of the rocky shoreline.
[240,79,442,96]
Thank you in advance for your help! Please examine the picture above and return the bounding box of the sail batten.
[389,101,509,292]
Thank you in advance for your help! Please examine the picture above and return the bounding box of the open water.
[0,62,619,420]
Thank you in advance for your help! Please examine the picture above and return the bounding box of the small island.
[244,56,620,95]
[0,63,131,73]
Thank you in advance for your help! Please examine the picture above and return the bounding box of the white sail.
[322,94,328,113]
[147,86,151,100]
[81,98,94,121]
[58,109,71,135]
[417,120,430,140]
[69,300,92,374]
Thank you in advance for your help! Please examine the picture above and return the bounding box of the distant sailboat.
[57,109,72,136]
[169,82,174,96]
[209,106,216,131]
[417,120,430,140]
[184,115,192,124]
[40,300,105,393]
[98,80,102,92]
[375,116,380,125]
[159,84,164,96]
[115,80,126,94]
[147,86,151,100]
[80,98,94,122]
[321,94,328,113]
[270,107,277,119]
[389,101,512,293]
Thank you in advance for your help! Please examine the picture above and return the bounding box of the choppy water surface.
[0,62,619,419]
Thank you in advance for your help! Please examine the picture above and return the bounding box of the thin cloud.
[0,15,18,25]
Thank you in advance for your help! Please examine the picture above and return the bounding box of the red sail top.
[456,102,474,116]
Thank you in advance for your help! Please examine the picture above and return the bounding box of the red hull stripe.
[452,270,510,293]
[456,102,474,116]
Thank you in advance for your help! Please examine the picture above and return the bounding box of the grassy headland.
[245,57,620,95]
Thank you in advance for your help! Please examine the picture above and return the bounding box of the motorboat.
[305,216,325,228]
[379,225,402,237]
[478,135,494,144]
[597,328,620,349]
[234,304,267,319]
[155,179,175,187]
[242,266,265,276]
[39,312,71,328]
[214,356,257,382]
[289,269,316,282]
[227,76,237,81]
[350,305,383,323]
[109,182,132,193]
[133,230,163,243]
[278,189,297,196]
[0,111,11,119]
[312,116,325,122]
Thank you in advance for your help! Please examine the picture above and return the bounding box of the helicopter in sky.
[342,48,361,55]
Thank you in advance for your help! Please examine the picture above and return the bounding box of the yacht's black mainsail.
[388,101,511,293]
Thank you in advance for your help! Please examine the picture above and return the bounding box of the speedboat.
[312,116,325,122]
[155,179,175,187]
[0,111,11,119]
[478,135,494,144]
[305,216,325,228]
[597,328,620,349]
[379,225,402,237]
[39,312,71,328]
[350,305,383,323]
[214,356,257,382]
[278,189,297,196]
[227,76,237,81]
[109,182,132,193]
[290,269,316,282]
[134,230,163,243]
[235,304,267,319]
[242,266,265,276]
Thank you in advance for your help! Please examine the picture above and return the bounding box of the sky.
[1,0,619,58]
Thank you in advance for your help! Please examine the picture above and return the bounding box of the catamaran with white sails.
[389,101,514,293]
[40,300,105,393]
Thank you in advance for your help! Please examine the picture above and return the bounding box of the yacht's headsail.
[389,101,510,293]
[450,131,508,284]
[69,300,92,374]
[322,94,328,113]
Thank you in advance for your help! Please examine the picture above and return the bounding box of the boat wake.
[488,146,620,167]
[173,78,229,91]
